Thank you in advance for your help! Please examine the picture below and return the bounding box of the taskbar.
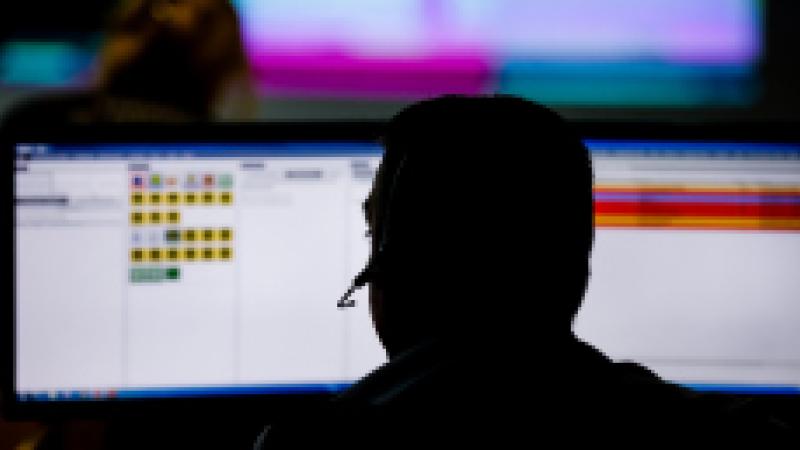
[16,382,355,402]
[17,382,800,402]
[682,384,800,395]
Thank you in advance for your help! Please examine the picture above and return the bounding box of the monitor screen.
[13,134,800,404]
[576,139,800,395]
[14,140,387,402]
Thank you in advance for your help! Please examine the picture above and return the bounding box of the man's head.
[362,95,594,357]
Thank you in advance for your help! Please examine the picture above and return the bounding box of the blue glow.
[116,382,353,398]
[0,41,93,87]
[499,62,758,106]
[17,382,355,402]
[683,384,800,395]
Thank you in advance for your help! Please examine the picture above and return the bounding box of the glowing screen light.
[0,41,93,87]
[237,0,763,105]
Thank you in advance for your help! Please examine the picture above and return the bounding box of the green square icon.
[165,229,180,243]
[165,267,180,281]
[218,174,233,189]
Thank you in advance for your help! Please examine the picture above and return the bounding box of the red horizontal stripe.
[594,201,800,218]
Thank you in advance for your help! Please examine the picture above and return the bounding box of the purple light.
[237,0,762,98]
[249,50,491,98]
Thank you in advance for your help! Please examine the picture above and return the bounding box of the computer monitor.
[8,124,387,416]
[576,127,800,395]
[6,123,800,418]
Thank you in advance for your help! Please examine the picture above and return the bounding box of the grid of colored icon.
[128,173,232,205]
[129,170,236,285]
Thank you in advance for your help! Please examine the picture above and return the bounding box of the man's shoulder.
[257,338,792,448]
[335,338,454,408]
[335,336,681,409]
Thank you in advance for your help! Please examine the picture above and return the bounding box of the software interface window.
[577,141,800,393]
[15,140,800,400]
[15,143,386,399]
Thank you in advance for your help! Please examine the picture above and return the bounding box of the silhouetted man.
[257,95,790,448]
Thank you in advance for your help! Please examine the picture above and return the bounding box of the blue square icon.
[131,175,144,188]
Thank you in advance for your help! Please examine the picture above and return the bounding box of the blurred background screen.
[1,0,797,121]
[239,0,762,106]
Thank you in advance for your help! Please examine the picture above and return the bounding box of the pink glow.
[237,0,761,97]
[250,51,492,98]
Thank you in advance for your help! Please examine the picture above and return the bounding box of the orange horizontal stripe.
[595,215,800,231]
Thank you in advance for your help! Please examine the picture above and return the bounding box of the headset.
[337,154,410,308]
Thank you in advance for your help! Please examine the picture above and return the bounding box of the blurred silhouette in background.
[257,95,793,447]
[2,0,254,127]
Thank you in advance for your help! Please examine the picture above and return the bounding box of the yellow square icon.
[149,211,162,224]
[219,247,233,261]
[219,192,233,205]
[149,192,162,205]
[167,192,181,205]
[184,192,198,205]
[219,228,232,241]
[182,229,197,242]
[130,248,146,262]
[166,248,181,262]
[130,192,146,206]
[202,191,215,205]
[130,211,147,225]
[202,228,215,242]
[149,248,162,262]
[167,211,180,224]
[183,247,198,261]
[201,247,216,261]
